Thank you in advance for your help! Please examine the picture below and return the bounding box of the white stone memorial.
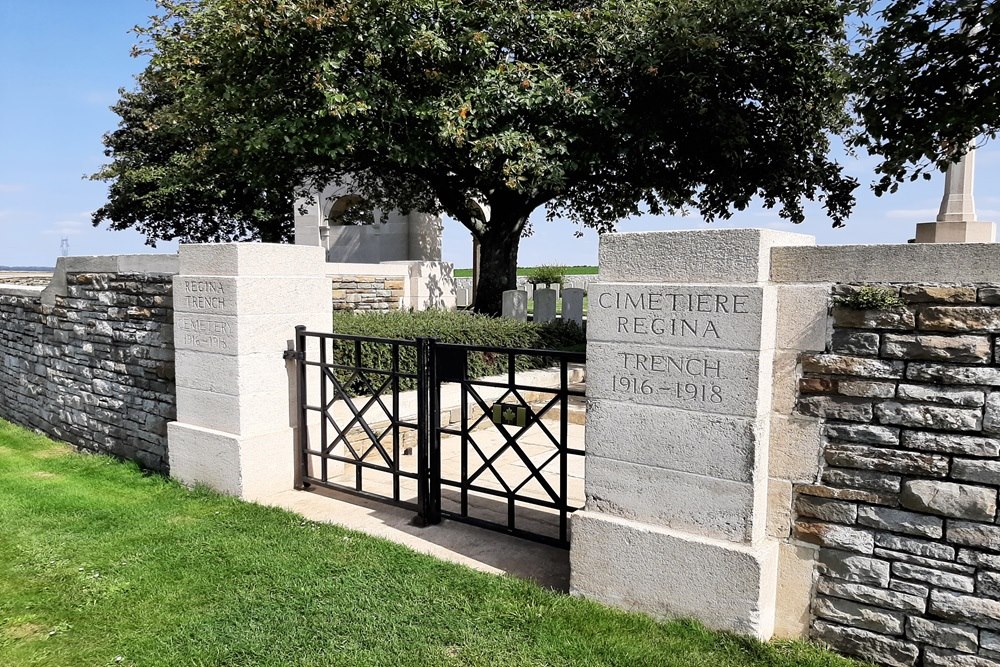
[571,228,813,639]
[533,288,557,324]
[502,289,528,322]
[167,243,333,501]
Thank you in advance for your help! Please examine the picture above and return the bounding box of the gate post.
[570,229,814,639]
[415,337,442,525]
[167,243,332,501]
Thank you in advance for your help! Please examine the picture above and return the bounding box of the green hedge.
[328,310,585,394]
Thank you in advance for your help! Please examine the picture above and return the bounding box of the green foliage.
[525,264,567,286]
[850,0,1000,194]
[331,309,585,393]
[833,286,904,310]
[0,419,864,667]
[94,0,861,313]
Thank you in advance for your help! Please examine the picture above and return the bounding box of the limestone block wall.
[792,283,1000,667]
[0,264,176,471]
[331,274,405,311]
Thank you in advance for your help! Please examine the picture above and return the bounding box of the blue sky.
[1,1,997,269]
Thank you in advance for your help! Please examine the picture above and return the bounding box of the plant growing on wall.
[832,285,904,310]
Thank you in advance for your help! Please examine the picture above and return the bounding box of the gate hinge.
[283,349,305,362]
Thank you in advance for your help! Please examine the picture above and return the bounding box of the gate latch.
[283,349,305,362]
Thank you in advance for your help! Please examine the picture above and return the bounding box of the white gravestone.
[533,288,557,324]
[167,243,333,501]
[562,287,585,325]
[570,228,814,640]
[502,289,528,322]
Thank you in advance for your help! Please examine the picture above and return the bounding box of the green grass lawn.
[453,265,598,278]
[0,420,863,667]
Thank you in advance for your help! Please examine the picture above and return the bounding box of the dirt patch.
[31,445,72,459]
[29,471,61,481]
[3,623,46,640]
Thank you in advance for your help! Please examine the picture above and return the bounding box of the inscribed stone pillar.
[562,288,585,325]
[167,243,332,501]
[502,290,528,322]
[533,288,557,324]
[570,228,814,639]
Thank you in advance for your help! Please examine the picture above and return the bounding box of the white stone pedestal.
[571,229,814,639]
[167,243,332,501]
[914,220,995,243]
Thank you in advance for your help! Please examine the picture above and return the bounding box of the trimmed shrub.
[525,264,566,286]
[328,310,585,394]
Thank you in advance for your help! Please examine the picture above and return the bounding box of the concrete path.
[261,486,571,590]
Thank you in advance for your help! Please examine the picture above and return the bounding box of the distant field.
[453,265,598,278]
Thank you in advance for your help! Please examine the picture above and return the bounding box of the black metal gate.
[290,326,585,548]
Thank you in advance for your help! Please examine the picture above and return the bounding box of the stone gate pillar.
[571,228,813,638]
[167,243,332,501]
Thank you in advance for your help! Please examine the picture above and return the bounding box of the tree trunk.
[474,219,523,317]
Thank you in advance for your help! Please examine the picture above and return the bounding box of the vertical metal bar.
[559,357,569,545]
[460,353,469,519]
[428,338,441,525]
[295,326,309,490]
[415,337,431,525]
[319,332,328,485]
[355,338,363,491]
[392,341,400,502]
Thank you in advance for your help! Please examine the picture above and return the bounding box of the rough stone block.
[892,562,975,592]
[947,521,1000,551]
[952,459,1000,486]
[796,496,857,524]
[813,596,905,635]
[816,577,926,613]
[818,550,890,587]
[924,648,1000,666]
[831,330,880,356]
[570,510,779,639]
[977,571,1000,600]
[901,480,998,521]
[919,306,1000,333]
[900,285,977,304]
[875,533,956,561]
[876,401,982,432]
[822,468,902,494]
[797,483,896,506]
[882,334,991,363]
[824,423,900,446]
[832,307,916,331]
[801,353,904,379]
[812,620,919,667]
[797,396,873,422]
[907,363,1000,386]
[906,616,978,653]
[825,443,949,477]
[901,431,1000,457]
[857,506,943,539]
[794,522,874,554]
[985,393,1000,434]
[896,384,985,407]
[958,549,1000,570]
[929,589,1000,631]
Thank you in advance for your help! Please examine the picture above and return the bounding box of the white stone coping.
[42,253,179,306]
[0,285,45,298]
[771,242,1000,284]
[326,261,411,277]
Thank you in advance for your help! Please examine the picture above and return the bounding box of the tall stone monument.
[571,228,813,639]
[915,144,995,243]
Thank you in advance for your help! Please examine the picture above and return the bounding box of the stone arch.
[327,194,377,227]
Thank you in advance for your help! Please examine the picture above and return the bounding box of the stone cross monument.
[915,144,995,243]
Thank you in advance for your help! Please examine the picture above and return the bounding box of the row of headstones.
[502,287,585,325]
[455,282,565,309]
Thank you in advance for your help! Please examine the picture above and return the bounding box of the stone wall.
[331,274,405,311]
[793,283,1000,667]
[0,262,176,472]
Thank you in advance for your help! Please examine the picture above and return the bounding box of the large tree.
[94,0,860,314]
[850,0,999,193]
